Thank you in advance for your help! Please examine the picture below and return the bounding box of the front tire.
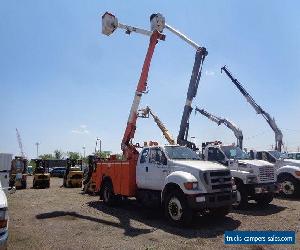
[233,184,248,209]
[279,175,300,198]
[164,190,192,226]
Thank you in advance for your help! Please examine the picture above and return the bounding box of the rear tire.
[164,190,193,226]
[102,181,116,206]
[255,193,273,207]
[279,175,300,198]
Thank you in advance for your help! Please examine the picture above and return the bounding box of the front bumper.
[186,191,237,210]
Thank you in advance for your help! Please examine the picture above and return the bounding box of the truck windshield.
[269,150,285,159]
[296,153,300,160]
[221,146,249,160]
[164,146,200,160]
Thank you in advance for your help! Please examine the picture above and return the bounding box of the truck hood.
[283,159,300,167]
[238,159,273,167]
[0,190,7,209]
[171,160,228,171]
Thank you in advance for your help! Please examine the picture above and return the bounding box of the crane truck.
[221,66,300,197]
[85,12,236,226]
[254,150,300,197]
[194,108,277,208]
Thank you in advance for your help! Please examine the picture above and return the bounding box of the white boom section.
[16,128,26,158]
[195,107,244,149]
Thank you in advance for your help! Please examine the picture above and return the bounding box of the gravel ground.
[7,176,300,250]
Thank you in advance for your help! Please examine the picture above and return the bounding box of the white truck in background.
[202,142,278,209]
[0,153,15,249]
[254,150,300,197]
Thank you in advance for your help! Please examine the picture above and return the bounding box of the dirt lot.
[7,176,300,250]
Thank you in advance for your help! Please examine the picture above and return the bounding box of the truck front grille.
[208,171,232,192]
[258,166,275,182]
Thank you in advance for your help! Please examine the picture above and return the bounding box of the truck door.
[136,148,150,189]
[145,147,168,190]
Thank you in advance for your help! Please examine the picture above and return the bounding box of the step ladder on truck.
[84,12,236,226]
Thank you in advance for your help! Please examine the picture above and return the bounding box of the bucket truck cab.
[255,150,300,197]
[92,145,236,226]
[202,142,278,209]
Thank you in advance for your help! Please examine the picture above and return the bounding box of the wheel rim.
[282,181,295,195]
[103,187,110,202]
[168,197,183,221]
[233,189,241,206]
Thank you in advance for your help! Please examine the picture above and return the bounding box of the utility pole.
[35,142,40,158]
[96,137,102,156]
[82,146,86,158]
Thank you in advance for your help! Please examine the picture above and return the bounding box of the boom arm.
[139,106,175,145]
[177,48,207,150]
[150,14,208,150]
[102,12,165,159]
[195,107,244,149]
[16,128,26,158]
[221,66,283,152]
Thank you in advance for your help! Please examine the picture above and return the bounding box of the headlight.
[246,176,257,184]
[184,182,198,190]
[0,208,8,229]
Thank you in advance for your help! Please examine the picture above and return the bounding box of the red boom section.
[121,30,165,159]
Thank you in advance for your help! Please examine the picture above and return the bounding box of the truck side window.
[267,153,276,163]
[140,148,149,164]
[256,152,262,160]
[208,148,225,162]
[149,148,167,165]
[216,149,225,162]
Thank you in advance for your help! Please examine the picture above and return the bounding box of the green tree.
[94,151,111,158]
[67,151,80,160]
[39,154,54,160]
[54,149,64,159]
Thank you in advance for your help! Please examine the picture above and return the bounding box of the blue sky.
[1,1,299,158]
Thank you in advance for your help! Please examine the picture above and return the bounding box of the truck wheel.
[102,181,116,206]
[233,185,248,209]
[164,190,192,226]
[209,206,231,218]
[255,193,273,207]
[279,175,300,198]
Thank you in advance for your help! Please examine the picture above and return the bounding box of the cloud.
[205,70,215,76]
[71,125,89,134]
